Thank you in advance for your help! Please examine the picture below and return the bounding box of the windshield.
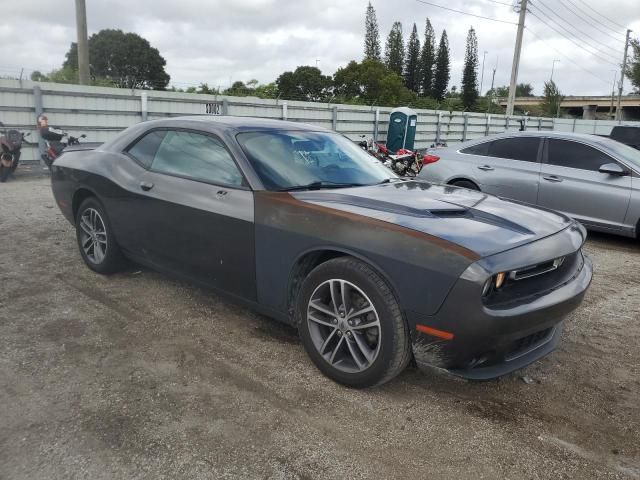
[236,130,396,190]
[596,136,640,170]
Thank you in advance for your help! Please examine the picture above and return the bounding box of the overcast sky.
[1,0,639,97]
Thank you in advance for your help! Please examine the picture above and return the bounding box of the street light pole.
[480,50,488,96]
[550,59,560,83]
[616,29,632,122]
[506,0,528,116]
[75,0,90,85]
[609,71,617,119]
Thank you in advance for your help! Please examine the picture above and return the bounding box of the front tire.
[296,257,411,388]
[75,197,125,274]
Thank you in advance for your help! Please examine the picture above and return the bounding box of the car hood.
[291,180,574,258]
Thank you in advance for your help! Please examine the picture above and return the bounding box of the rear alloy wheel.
[297,257,411,388]
[75,197,125,274]
[450,179,480,191]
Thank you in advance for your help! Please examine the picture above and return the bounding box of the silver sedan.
[419,131,640,239]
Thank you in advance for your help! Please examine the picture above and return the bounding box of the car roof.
[463,130,608,144]
[149,115,332,133]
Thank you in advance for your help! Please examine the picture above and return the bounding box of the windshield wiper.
[376,177,404,185]
[277,181,366,192]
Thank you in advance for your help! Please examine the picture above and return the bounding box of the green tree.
[276,66,332,101]
[540,80,564,117]
[404,23,421,93]
[223,81,248,96]
[333,59,413,106]
[197,83,219,94]
[433,30,450,101]
[63,29,169,89]
[627,38,640,93]
[419,19,436,97]
[254,82,279,99]
[461,27,478,110]
[488,83,534,97]
[364,2,381,61]
[384,22,404,77]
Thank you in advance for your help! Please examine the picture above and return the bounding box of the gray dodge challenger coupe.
[51,117,593,388]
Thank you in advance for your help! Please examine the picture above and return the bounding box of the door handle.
[542,175,563,183]
[215,190,228,199]
[477,165,494,171]
[139,181,154,191]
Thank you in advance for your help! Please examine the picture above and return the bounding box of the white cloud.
[0,0,637,95]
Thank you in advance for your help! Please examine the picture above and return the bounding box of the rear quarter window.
[126,130,167,168]
[487,137,540,163]
[461,142,490,156]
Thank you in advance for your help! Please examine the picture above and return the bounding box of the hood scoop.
[295,192,464,218]
[294,191,535,236]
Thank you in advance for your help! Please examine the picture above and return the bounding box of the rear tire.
[296,257,411,388]
[75,197,126,274]
[450,179,480,191]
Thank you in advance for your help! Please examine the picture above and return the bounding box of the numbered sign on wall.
[205,102,222,115]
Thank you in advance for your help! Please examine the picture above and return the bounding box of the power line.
[527,8,619,66]
[531,0,620,56]
[574,0,627,30]
[556,0,626,43]
[482,0,514,6]
[413,0,518,24]
[525,28,612,86]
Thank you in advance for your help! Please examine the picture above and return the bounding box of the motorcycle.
[42,132,86,169]
[0,122,30,183]
[357,136,432,177]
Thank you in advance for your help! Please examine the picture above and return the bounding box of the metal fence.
[1,78,639,164]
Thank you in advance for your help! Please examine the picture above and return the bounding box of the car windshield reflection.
[236,130,396,190]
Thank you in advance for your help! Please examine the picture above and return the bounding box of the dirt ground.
[1,168,639,480]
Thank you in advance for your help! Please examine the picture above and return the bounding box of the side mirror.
[599,163,628,176]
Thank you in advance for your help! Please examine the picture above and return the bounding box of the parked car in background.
[419,131,640,239]
[51,117,592,387]
[609,126,640,151]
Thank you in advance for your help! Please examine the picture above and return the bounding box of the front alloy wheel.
[297,257,411,388]
[307,279,381,373]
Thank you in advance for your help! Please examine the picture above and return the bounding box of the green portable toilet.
[386,107,418,153]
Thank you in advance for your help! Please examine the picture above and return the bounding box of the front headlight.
[482,272,507,297]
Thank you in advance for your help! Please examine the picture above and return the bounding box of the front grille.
[485,251,583,308]
[506,327,553,360]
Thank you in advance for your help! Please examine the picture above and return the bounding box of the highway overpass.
[498,95,640,120]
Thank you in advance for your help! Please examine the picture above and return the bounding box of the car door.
[459,136,542,204]
[472,136,542,204]
[537,138,632,232]
[126,128,256,301]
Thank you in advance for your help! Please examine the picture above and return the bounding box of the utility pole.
[615,29,632,122]
[550,59,560,82]
[480,50,488,96]
[75,0,90,85]
[506,0,528,116]
[609,71,617,119]
[487,67,497,113]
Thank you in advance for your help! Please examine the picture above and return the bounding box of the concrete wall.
[2,78,639,163]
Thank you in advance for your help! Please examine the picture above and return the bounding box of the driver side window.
[150,130,244,186]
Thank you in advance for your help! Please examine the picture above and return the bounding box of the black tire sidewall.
[297,258,406,388]
[75,197,123,274]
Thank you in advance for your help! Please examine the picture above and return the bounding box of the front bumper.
[408,223,593,380]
